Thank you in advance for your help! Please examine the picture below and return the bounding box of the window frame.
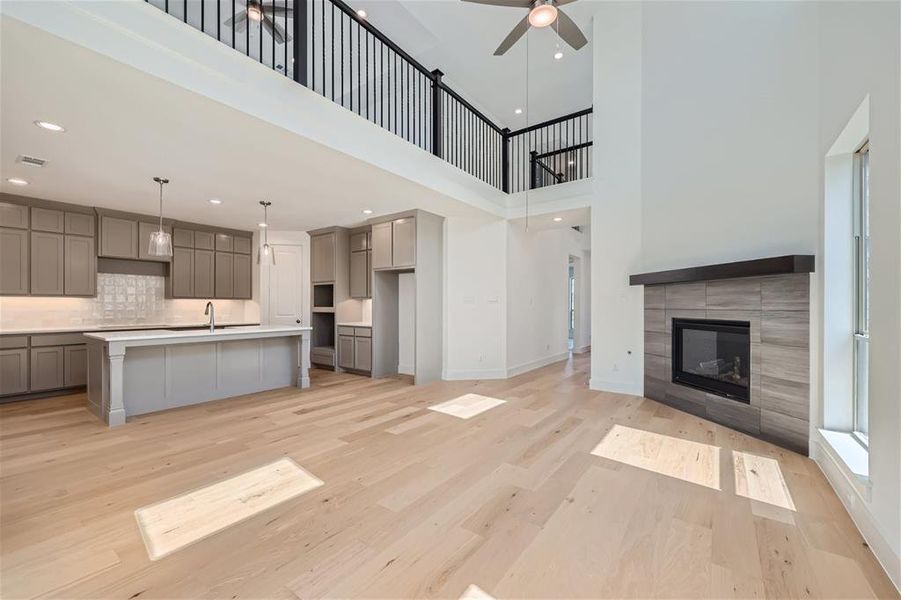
[851,141,869,447]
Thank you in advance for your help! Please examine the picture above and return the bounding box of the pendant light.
[258,200,275,265]
[148,177,173,257]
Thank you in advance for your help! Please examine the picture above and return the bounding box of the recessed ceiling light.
[553,217,563,222]
[362,209,373,215]
[7,177,28,186]
[514,108,523,115]
[209,199,222,205]
[554,51,563,60]
[258,222,268,228]
[356,9,367,18]
[34,120,65,132]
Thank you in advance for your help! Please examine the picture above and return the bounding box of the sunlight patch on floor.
[733,450,796,511]
[135,458,323,560]
[590,424,721,490]
[429,393,507,419]
[459,584,496,600]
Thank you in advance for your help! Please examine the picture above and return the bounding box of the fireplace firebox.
[672,318,751,403]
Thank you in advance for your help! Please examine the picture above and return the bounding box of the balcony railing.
[146,0,591,193]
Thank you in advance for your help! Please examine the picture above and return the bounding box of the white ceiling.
[0,16,491,232]
[356,0,595,128]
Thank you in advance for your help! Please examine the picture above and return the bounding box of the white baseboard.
[442,368,507,381]
[397,363,415,376]
[573,344,591,355]
[506,352,570,378]
[811,435,901,592]
[589,378,643,396]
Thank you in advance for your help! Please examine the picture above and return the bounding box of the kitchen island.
[84,326,312,426]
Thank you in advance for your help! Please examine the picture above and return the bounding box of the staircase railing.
[146,0,591,193]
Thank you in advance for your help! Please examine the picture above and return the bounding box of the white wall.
[813,0,901,587]
[640,1,820,271]
[506,221,589,376]
[443,216,508,379]
[590,1,644,395]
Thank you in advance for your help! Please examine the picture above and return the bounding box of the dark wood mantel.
[629,255,815,286]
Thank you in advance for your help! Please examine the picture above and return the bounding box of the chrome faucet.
[204,301,215,332]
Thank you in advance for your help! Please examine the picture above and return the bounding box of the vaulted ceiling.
[356,0,595,128]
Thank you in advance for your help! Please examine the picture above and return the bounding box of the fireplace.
[672,318,751,403]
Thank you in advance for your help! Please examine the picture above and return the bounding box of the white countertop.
[84,325,312,344]
[337,322,372,327]
[0,322,261,336]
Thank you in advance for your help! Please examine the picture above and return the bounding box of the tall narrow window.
[852,142,870,446]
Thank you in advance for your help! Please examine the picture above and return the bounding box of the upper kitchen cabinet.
[311,231,337,283]
[349,228,371,299]
[98,214,139,259]
[233,253,252,299]
[168,225,251,300]
[0,228,29,295]
[371,216,416,270]
[0,196,97,297]
[214,251,234,298]
[0,201,28,229]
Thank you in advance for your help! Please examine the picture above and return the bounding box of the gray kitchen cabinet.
[30,231,64,295]
[30,346,64,391]
[354,336,372,372]
[138,222,173,262]
[350,251,370,298]
[337,335,355,369]
[215,233,234,252]
[0,202,28,229]
[0,348,29,395]
[215,251,234,298]
[392,217,416,267]
[65,212,95,236]
[64,345,88,387]
[371,222,392,269]
[171,247,194,297]
[0,227,29,295]
[64,235,96,296]
[234,236,252,254]
[350,231,369,252]
[233,252,252,299]
[194,230,214,250]
[99,215,138,259]
[31,207,64,233]
[173,228,194,248]
[311,232,336,282]
[194,249,214,298]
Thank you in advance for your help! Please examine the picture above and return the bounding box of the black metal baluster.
[183,0,187,23]
[231,0,235,48]
[339,10,344,107]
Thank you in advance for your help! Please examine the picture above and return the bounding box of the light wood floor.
[1,354,896,599]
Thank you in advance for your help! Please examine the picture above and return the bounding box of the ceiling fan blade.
[263,15,290,44]
[494,14,531,55]
[462,0,532,7]
[555,9,588,50]
[260,4,291,15]
[225,11,248,30]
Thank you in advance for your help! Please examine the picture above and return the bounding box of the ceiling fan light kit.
[463,0,588,56]
[528,0,558,28]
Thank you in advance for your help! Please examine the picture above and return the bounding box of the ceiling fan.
[462,0,588,56]
[224,0,292,44]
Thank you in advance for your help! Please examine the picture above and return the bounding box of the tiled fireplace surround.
[644,273,810,453]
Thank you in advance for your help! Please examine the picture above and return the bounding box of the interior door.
[267,244,305,326]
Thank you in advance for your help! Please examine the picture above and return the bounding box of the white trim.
[505,352,571,378]
[573,344,591,355]
[811,434,901,592]
[589,378,643,396]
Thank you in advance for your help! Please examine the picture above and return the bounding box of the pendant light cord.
[158,180,164,232]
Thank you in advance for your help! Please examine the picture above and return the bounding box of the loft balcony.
[144,0,593,194]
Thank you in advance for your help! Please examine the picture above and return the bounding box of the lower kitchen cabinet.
[338,335,355,369]
[0,348,28,395]
[337,327,372,373]
[30,346,65,392]
[64,345,88,387]
[353,336,372,372]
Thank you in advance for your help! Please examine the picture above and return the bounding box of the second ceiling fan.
[463,0,588,56]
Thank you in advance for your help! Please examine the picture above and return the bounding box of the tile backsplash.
[0,274,259,330]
